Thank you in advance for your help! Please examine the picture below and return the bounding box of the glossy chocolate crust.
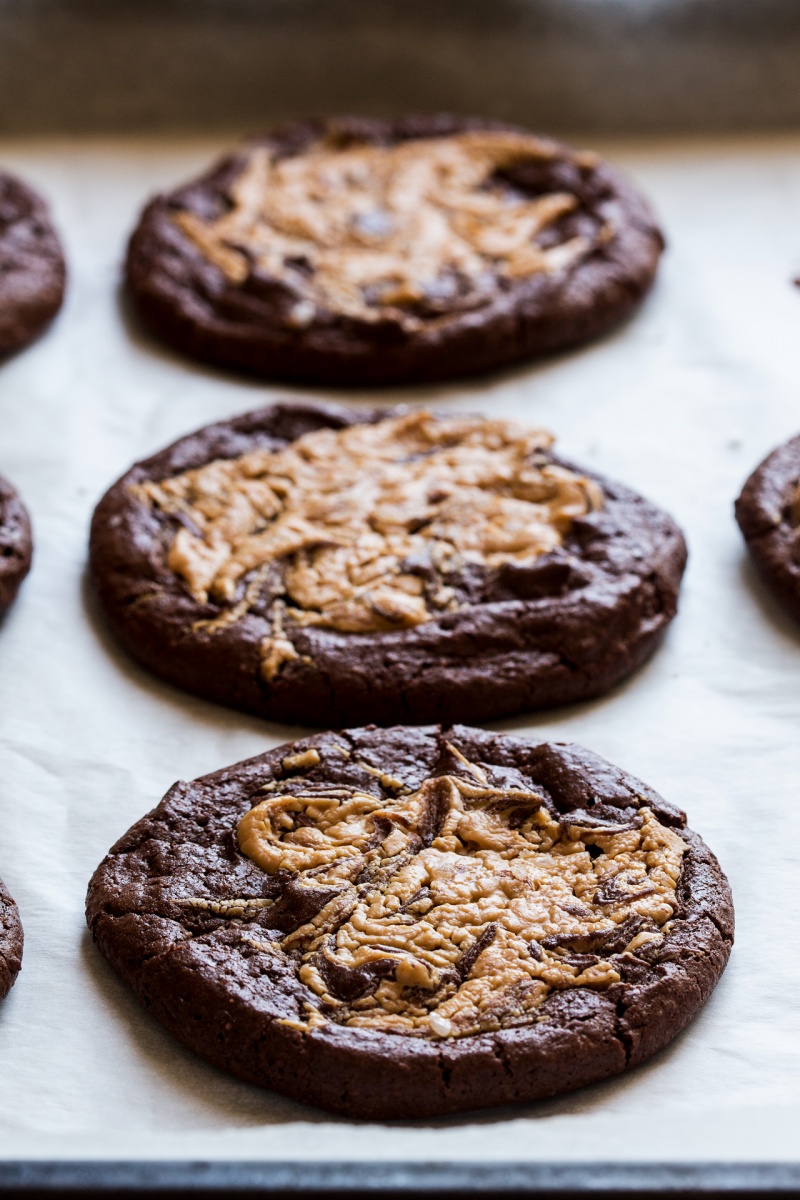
[86,725,734,1119]
[0,877,23,1000]
[125,115,664,386]
[0,474,33,618]
[735,435,800,624]
[89,403,688,727]
[0,172,66,357]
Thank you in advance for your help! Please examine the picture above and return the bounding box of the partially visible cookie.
[0,171,66,357]
[86,724,733,1119]
[735,435,800,624]
[89,403,687,727]
[0,474,33,618]
[126,116,663,386]
[0,877,22,999]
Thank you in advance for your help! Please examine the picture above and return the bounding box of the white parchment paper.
[1,134,800,1163]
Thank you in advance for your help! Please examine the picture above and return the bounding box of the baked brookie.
[86,724,733,1118]
[0,170,65,357]
[735,433,800,625]
[0,876,22,1000]
[89,404,687,727]
[125,116,663,385]
[0,474,32,619]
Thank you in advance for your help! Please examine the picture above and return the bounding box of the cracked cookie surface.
[735,434,800,625]
[89,402,687,727]
[0,877,23,1000]
[125,115,663,386]
[0,172,65,357]
[86,725,733,1119]
[0,474,33,618]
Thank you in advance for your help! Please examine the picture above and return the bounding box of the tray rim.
[2,1161,800,1194]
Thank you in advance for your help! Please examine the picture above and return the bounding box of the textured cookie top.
[225,740,685,1040]
[173,130,605,329]
[135,411,602,680]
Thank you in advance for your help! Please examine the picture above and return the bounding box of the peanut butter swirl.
[134,412,603,681]
[229,749,686,1039]
[174,131,602,327]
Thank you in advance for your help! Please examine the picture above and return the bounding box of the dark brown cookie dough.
[125,116,664,386]
[0,171,66,357]
[735,435,800,625]
[0,877,23,1000]
[86,725,733,1119]
[89,404,687,727]
[0,474,33,618]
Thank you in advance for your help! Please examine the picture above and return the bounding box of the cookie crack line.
[705,907,735,945]
[613,994,634,1066]
[177,746,687,1042]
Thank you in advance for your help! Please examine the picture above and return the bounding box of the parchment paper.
[1,134,800,1163]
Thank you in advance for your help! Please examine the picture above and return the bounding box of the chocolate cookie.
[0,171,66,357]
[735,435,800,624]
[125,116,664,386]
[89,404,687,727]
[0,877,22,1000]
[0,474,33,618]
[86,725,733,1119]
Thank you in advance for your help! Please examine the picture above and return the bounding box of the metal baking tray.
[2,1,800,1195]
[3,0,800,137]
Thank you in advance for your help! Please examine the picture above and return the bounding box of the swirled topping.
[173,130,605,328]
[226,748,686,1039]
[135,412,603,681]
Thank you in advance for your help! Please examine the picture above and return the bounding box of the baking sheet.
[1,133,800,1165]
[5,0,800,138]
